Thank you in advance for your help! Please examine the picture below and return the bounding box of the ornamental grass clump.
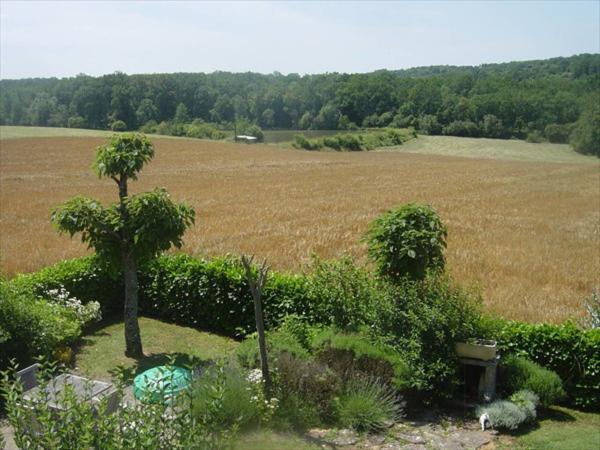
[334,375,404,432]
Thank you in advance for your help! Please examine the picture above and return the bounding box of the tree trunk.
[251,291,271,395]
[123,252,143,358]
[118,176,143,358]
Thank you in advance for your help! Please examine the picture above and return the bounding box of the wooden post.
[241,255,271,395]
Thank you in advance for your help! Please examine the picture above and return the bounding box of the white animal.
[479,412,491,431]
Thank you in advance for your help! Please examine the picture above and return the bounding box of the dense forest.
[1,54,599,154]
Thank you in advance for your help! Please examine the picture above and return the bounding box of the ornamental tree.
[365,203,447,281]
[51,134,195,357]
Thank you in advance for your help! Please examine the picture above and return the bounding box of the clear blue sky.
[1,0,599,79]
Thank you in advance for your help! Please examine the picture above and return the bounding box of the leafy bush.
[9,256,122,315]
[67,115,87,128]
[305,257,386,330]
[293,134,322,150]
[334,375,404,432]
[293,128,414,151]
[311,328,411,390]
[490,319,599,409]
[0,282,82,370]
[509,389,539,421]
[571,101,600,156]
[374,275,483,401]
[442,120,480,137]
[544,123,572,143]
[365,203,447,281]
[274,352,341,421]
[192,363,267,429]
[272,392,321,431]
[236,328,310,369]
[499,355,565,407]
[110,120,127,131]
[1,361,233,448]
[526,130,546,143]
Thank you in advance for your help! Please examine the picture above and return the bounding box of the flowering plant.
[45,287,102,326]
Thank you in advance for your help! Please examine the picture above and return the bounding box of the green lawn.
[384,135,597,164]
[73,317,319,449]
[74,317,238,381]
[503,406,600,450]
[0,125,114,140]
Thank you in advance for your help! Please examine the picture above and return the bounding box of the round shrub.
[365,203,447,281]
[500,355,566,407]
[311,328,411,390]
[476,399,527,430]
[110,120,127,131]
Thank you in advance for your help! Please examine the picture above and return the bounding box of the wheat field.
[1,134,598,323]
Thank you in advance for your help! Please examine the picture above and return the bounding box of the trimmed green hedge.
[9,256,122,314]
[492,320,599,410]
[138,254,312,336]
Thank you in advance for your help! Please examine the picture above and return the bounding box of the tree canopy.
[1,54,598,148]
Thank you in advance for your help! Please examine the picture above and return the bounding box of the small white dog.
[479,412,491,431]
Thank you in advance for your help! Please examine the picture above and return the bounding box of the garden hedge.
[492,320,599,410]
[5,254,599,409]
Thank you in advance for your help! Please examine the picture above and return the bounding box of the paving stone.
[396,432,426,445]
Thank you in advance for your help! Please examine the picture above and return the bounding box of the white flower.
[247,369,263,384]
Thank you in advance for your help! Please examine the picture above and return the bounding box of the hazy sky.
[1,0,599,79]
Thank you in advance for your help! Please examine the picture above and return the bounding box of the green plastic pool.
[133,365,192,404]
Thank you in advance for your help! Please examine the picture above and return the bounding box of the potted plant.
[455,339,497,361]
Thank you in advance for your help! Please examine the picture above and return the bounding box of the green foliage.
[417,114,442,135]
[490,319,599,409]
[0,282,82,369]
[9,256,122,314]
[174,102,190,123]
[192,363,264,429]
[365,203,447,281]
[500,355,566,407]
[67,115,87,128]
[311,329,411,390]
[1,360,234,448]
[110,120,127,131]
[544,123,573,143]
[334,375,404,432]
[2,54,597,140]
[274,352,341,421]
[236,328,310,369]
[139,254,311,337]
[571,101,600,156]
[442,120,480,137]
[374,275,483,401]
[271,392,321,431]
[93,133,154,180]
[526,130,546,143]
[476,398,532,431]
[305,257,385,330]
[293,134,322,150]
[293,128,414,151]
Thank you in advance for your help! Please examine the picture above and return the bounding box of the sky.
[1,0,599,79]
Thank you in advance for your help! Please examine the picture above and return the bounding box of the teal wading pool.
[133,366,193,404]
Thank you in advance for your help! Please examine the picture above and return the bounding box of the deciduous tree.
[51,134,195,357]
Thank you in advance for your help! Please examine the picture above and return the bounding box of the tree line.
[0,54,598,154]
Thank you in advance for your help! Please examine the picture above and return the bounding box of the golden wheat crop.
[1,136,598,323]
